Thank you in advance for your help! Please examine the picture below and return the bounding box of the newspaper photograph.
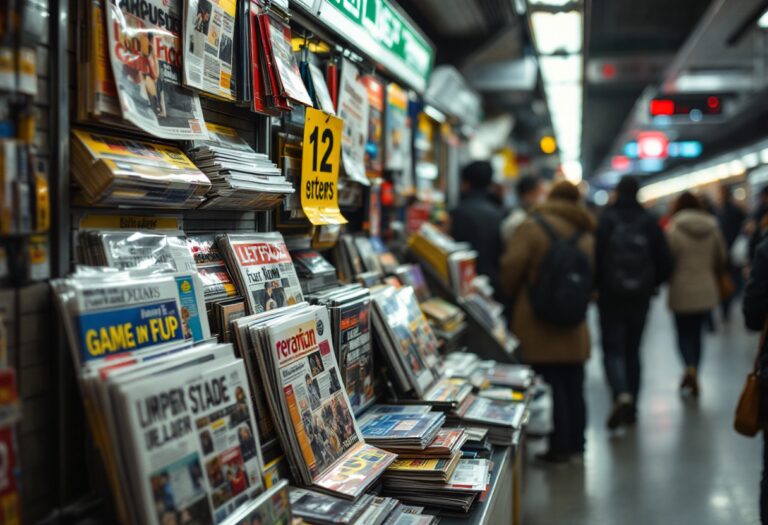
[106,0,208,138]
[183,0,236,100]
[121,359,265,524]
[222,233,304,314]
[338,59,370,186]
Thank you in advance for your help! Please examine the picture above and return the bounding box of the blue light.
[638,158,664,172]
[624,141,639,159]
[667,141,703,159]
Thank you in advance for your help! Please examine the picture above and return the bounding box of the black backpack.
[604,213,655,297]
[528,214,593,326]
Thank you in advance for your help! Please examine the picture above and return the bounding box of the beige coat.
[500,199,596,364]
[666,209,727,313]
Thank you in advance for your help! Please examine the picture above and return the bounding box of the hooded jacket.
[666,209,727,313]
[500,198,596,364]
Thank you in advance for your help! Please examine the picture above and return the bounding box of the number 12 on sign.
[301,108,347,225]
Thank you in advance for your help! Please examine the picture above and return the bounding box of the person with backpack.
[666,192,727,397]
[595,176,672,430]
[500,180,596,464]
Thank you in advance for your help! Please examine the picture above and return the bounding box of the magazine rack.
[407,250,519,363]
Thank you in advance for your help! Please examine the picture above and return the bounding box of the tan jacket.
[666,209,727,313]
[500,199,596,364]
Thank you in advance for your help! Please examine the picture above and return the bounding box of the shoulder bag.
[734,320,768,436]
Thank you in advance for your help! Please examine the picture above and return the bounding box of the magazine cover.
[187,234,238,302]
[336,297,375,415]
[222,479,291,525]
[337,59,369,186]
[308,63,335,115]
[358,412,444,441]
[183,0,236,100]
[105,0,208,138]
[55,271,210,367]
[362,75,384,180]
[83,229,196,272]
[463,395,526,428]
[264,15,312,106]
[88,0,122,118]
[119,359,265,524]
[222,233,304,314]
[397,286,441,373]
[385,83,411,172]
[289,488,372,525]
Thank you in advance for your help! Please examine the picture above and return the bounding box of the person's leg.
[674,312,697,368]
[690,312,706,370]
[599,304,629,399]
[566,363,587,456]
[762,432,768,524]
[625,303,650,407]
[534,364,570,461]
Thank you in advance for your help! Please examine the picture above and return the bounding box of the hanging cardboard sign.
[301,108,347,225]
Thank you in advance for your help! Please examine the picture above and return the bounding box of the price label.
[301,108,347,225]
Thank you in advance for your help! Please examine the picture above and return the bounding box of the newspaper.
[117,358,265,524]
[220,233,304,314]
[187,234,238,302]
[53,270,210,369]
[78,229,196,272]
[338,59,370,186]
[105,0,207,139]
[183,0,236,100]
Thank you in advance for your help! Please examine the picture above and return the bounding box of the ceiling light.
[759,9,768,28]
[530,11,582,54]
[743,152,759,168]
[562,160,583,183]
[529,0,576,6]
[539,55,583,84]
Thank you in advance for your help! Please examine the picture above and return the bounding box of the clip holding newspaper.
[247,304,396,498]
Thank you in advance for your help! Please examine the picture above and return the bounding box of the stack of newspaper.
[71,129,211,208]
[187,124,294,210]
[306,285,376,415]
[218,232,305,314]
[75,229,196,273]
[241,304,396,498]
[358,405,445,449]
[52,268,286,524]
[381,458,492,513]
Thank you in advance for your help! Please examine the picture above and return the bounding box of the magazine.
[83,0,122,120]
[116,358,265,524]
[250,305,395,497]
[77,229,196,272]
[358,411,445,449]
[105,0,207,138]
[221,479,291,525]
[187,234,239,302]
[362,75,384,180]
[183,0,236,100]
[337,59,369,186]
[53,269,211,369]
[385,427,468,458]
[289,488,373,525]
[308,63,335,115]
[219,233,304,314]
[263,15,312,106]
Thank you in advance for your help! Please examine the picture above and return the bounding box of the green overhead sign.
[309,0,434,93]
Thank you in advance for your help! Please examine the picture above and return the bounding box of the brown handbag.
[734,322,767,437]
[718,272,735,301]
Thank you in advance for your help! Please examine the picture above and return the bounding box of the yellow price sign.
[301,108,347,225]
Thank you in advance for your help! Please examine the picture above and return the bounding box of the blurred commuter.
[666,192,727,396]
[718,186,746,321]
[595,176,672,429]
[501,175,546,243]
[500,181,595,464]
[741,236,768,524]
[451,160,505,300]
[750,187,768,261]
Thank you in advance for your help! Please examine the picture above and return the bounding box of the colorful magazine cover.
[362,75,384,180]
[337,59,370,186]
[105,0,207,138]
[183,0,236,100]
[336,297,375,415]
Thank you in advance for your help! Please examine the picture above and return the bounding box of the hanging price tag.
[301,108,347,225]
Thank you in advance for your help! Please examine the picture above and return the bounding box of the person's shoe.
[534,451,570,465]
[680,368,700,398]
[606,394,634,430]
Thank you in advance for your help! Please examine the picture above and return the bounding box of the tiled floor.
[522,298,763,524]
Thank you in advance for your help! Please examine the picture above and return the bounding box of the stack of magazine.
[219,232,305,314]
[306,285,376,414]
[358,405,445,449]
[450,394,526,445]
[52,268,289,523]
[292,249,339,294]
[186,124,294,210]
[71,129,211,208]
[243,304,396,498]
[420,297,466,338]
[75,228,196,272]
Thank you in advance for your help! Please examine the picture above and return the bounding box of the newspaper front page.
[106,0,208,138]
[183,0,236,100]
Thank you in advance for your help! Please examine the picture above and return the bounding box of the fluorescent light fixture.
[531,11,582,54]
[729,160,746,176]
[529,0,576,5]
[562,160,583,183]
[743,152,760,168]
[545,82,582,159]
[539,55,583,84]
[759,9,768,28]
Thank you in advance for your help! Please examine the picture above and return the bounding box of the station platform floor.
[522,297,763,524]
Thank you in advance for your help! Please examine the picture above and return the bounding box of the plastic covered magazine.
[77,229,196,272]
[52,269,210,369]
[337,59,369,186]
[219,232,304,314]
[249,305,395,498]
[183,0,236,100]
[105,0,207,139]
[116,358,265,524]
[262,14,312,106]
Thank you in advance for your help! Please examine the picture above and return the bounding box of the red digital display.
[649,96,723,117]
[650,99,675,116]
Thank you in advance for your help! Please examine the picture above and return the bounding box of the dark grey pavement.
[523,298,762,524]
